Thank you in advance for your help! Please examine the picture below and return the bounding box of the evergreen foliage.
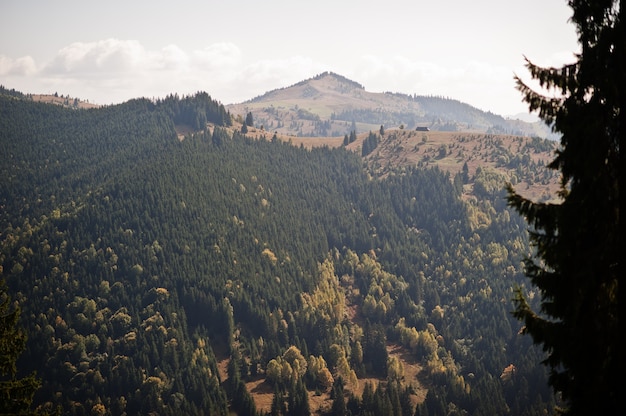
[507,1,621,414]
[0,280,41,415]
[0,89,560,415]
[246,111,254,127]
[361,131,379,156]
[157,92,232,129]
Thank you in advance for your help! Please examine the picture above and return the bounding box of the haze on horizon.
[1,0,578,117]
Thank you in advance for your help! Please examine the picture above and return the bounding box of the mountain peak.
[309,71,365,91]
[246,72,365,104]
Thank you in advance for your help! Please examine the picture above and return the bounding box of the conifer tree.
[507,1,621,414]
[349,130,357,143]
[245,111,254,127]
[287,379,309,416]
[270,385,286,416]
[0,280,41,415]
[330,377,346,416]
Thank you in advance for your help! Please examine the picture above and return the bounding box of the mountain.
[1,90,556,415]
[227,72,554,138]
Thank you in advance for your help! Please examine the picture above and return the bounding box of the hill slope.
[243,125,559,204]
[1,91,556,415]
[227,72,553,138]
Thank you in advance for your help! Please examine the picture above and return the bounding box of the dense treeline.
[1,92,552,415]
[156,92,232,130]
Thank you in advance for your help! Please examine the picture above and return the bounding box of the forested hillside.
[1,91,554,415]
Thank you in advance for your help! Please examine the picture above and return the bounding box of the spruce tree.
[270,385,286,416]
[287,379,309,416]
[330,377,346,416]
[0,280,41,415]
[245,111,254,127]
[507,1,621,414]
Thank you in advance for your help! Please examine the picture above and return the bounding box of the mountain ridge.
[2,72,552,138]
[227,71,554,138]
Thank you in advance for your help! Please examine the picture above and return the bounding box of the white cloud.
[351,55,526,114]
[155,44,190,70]
[234,56,326,90]
[8,39,244,103]
[191,43,242,70]
[145,54,330,105]
[44,39,146,75]
[2,38,536,114]
[0,55,37,76]
[354,55,506,94]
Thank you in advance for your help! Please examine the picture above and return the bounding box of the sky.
[1,0,579,116]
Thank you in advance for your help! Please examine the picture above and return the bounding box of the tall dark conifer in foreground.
[507,0,622,414]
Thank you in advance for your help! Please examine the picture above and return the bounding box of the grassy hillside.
[239,124,560,204]
[227,72,554,138]
[356,129,559,202]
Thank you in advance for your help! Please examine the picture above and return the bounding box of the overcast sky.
[1,0,579,116]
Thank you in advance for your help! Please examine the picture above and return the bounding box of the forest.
[1,89,555,415]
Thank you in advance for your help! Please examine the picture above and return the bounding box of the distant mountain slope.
[227,72,553,138]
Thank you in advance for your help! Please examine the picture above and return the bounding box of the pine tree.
[245,112,254,127]
[270,385,287,416]
[349,130,357,143]
[507,1,621,414]
[461,161,470,184]
[330,377,346,416]
[287,379,309,416]
[0,280,41,415]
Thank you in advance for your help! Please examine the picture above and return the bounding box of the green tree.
[0,280,41,415]
[287,379,309,416]
[330,377,346,416]
[461,161,470,184]
[270,385,286,416]
[245,111,254,127]
[507,1,621,414]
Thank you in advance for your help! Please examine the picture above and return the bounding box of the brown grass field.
[31,94,100,109]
